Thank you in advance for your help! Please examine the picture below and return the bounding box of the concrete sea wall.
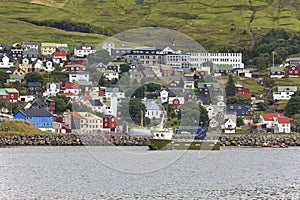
[0,133,300,147]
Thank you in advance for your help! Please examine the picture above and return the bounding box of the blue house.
[14,108,54,132]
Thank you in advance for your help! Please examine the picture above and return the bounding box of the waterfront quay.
[0,133,300,147]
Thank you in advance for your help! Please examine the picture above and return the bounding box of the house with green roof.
[273,86,297,100]
[270,66,285,78]
[0,88,19,102]
[7,74,25,84]
[212,64,233,76]
[23,49,40,62]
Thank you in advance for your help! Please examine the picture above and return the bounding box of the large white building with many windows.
[189,52,244,69]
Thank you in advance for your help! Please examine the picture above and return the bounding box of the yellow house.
[41,43,56,56]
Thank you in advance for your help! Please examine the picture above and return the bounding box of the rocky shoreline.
[219,134,300,147]
[0,133,300,147]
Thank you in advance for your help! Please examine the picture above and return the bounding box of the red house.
[235,84,251,99]
[101,115,116,132]
[0,88,19,102]
[287,64,300,77]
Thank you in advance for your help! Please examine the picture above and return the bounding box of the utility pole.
[272,51,275,67]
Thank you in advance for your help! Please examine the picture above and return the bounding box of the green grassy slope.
[0,120,43,134]
[0,0,299,49]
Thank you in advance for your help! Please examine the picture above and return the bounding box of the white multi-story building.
[74,44,96,57]
[165,54,190,69]
[69,71,90,85]
[190,52,244,69]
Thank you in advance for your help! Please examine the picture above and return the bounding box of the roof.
[22,42,38,45]
[277,117,290,124]
[89,100,103,107]
[154,45,176,51]
[101,114,115,118]
[63,92,77,96]
[213,64,233,71]
[0,88,8,95]
[105,86,120,92]
[143,68,155,76]
[28,82,42,87]
[23,49,39,55]
[20,108,53,117]
[182,76,194,81]
[261,113,285,121]
[69,71,89,75]
[65,112,84,119]
[270,66,284,72]
[54,52,67,57]
[75,44,96,50]
[144,101,161,110]
[5,88,19,93]
[9,74,25,79]
[104,70,117,74]
[65,82,80,89]
[41,43,56,47]
[277,86,297,92]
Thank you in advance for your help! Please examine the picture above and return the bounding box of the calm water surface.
[0,146,299,199]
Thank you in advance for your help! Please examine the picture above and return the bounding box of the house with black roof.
[14,108,54,132]
[27,82,43,95]
[226,103,251,117]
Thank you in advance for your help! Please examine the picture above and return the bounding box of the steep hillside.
[0,0,299,50]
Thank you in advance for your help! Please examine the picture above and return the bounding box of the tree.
[284,96,300,117]
[49,96,71,114]
[145,83,161,92]
[119,64,131,72]
[256,102,267,111]
[129,98,146,125]
[0,71,9,87]
[226,96,251,106]
[131,85,145,99]
[236,117,244,127]
[225,75,235,97]
[25,72,44,84]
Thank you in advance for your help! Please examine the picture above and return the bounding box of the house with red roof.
[53,51,67,61]
[64,82,81,95]
[287,64,300,77]
[260,113,290,133]
[235,84,251,99]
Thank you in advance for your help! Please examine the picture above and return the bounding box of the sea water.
[0,146,299,199]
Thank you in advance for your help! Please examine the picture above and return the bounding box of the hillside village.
[0,40,300,135]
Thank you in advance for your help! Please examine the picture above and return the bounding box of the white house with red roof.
[53,51,67,61]
[260,113,290,133]
[64,82,81,95]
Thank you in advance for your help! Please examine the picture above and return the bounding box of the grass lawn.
[0,0,299,50]
[0,120,44,135]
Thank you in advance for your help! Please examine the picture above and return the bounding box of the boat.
[129,110,152,136]
[148,115,220,150]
